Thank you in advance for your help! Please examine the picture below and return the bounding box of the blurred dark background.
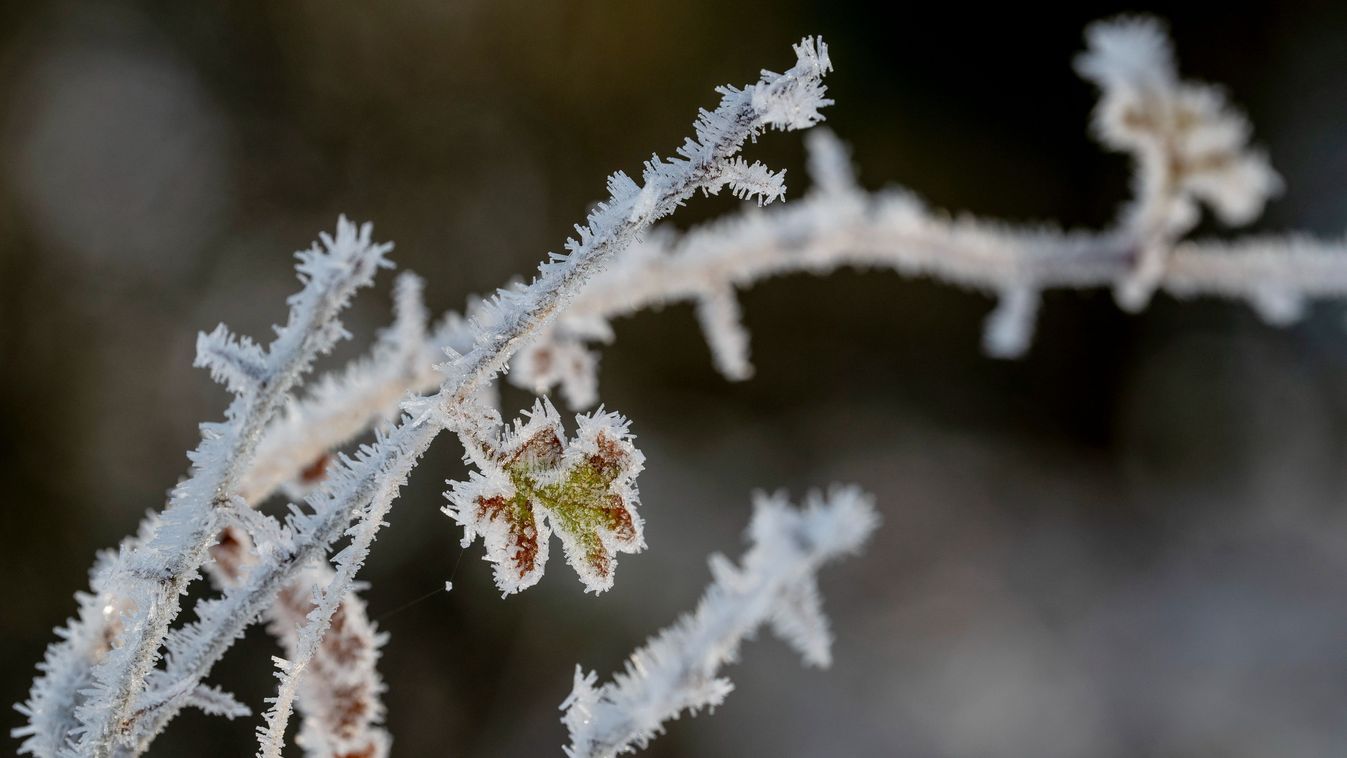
[6,1,1347,755]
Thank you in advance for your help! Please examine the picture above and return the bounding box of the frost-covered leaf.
[446,399,645,595]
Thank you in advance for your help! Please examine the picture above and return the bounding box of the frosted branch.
[560,486,878,758]
[133,418,434,757]
[242,272,437,505]
[203,276,424,758]
[250,37,831,755]
[253,424,415,758]
[208,527,390,758]
[539,130,1340,374]
[13,37,834,758]
[186,39,834,510]
[17,218,391,758]
[506,20,1347,398]
[219,38,834,503]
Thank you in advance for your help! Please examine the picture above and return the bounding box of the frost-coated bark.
[560,487,878,758]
